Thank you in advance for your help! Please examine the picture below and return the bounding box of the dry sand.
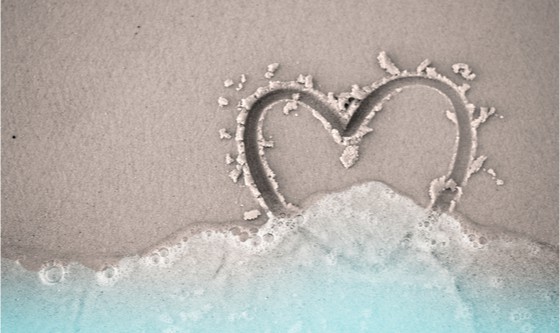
[2,0,558,270]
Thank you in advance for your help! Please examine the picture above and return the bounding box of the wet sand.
[2,0,558,270]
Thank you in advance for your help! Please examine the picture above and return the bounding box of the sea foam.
[2,181,557,332]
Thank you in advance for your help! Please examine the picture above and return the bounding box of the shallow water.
[2,182,558,332]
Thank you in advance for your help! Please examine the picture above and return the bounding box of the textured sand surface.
[2,0,558,269]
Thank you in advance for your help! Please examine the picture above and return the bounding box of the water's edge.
[2,181,558,332]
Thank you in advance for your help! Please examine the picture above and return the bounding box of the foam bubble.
[159,247,170,258]
[95,265,122,286]
[251,235,261,247]
[263,233,274,242]
[38,261,65,285]
[238,232,249,242]
[103,266,116,278]
[150,253,161,265]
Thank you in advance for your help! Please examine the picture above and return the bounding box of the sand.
[1,0,558,270]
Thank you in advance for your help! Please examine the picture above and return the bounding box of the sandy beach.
[2,0,558,272]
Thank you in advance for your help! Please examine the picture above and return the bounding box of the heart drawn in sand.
[234,53,494,218]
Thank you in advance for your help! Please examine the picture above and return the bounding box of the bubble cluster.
[399,233,413,248]
[509,308,531,323]
[462,231,488,249]
[147,247,176,266]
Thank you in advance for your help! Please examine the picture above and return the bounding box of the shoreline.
[3,178,557,332]
[3,179,557,273]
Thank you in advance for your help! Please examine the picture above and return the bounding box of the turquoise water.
[2,182,558,332]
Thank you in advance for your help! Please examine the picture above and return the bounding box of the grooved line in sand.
[235,55,493,218]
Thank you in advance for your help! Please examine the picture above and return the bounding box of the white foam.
[3,181,556,332]
[22,182,556,288]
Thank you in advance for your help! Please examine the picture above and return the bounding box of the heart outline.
[235,60,488,218]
